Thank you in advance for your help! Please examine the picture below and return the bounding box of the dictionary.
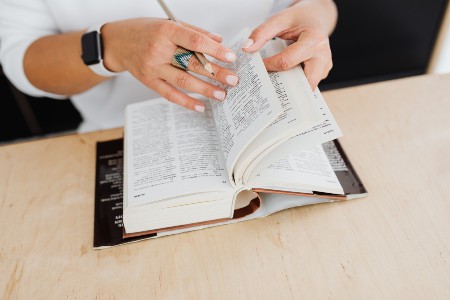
[121,29,367,237]
[94,138,366,248]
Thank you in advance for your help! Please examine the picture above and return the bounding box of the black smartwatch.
[81,24,117,77]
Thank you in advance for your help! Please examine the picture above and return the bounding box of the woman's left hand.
[243,0,337,90]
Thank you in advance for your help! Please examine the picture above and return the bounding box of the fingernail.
[242,38,254,49]
[194,105,205,112]
[226,75,239,86]
[225,52,237,62]
[212,33,223,39]
[213,90,226,101]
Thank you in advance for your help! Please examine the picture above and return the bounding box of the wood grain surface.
[1,74,450,299]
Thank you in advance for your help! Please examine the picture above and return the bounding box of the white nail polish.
[194,105,205,112]
[242,38,254,49]
[226,75,239,86]
[225,52,237,62]
[213,90,226,101]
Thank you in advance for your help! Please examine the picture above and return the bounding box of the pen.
[157,0,215,76]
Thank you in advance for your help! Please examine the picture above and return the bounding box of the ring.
[172,47,195,70]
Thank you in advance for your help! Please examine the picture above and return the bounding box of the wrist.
[291,0,337,35]
[81,23,120,77]
[101,22,126,73]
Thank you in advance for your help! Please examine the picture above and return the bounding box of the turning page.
[210,29,283,183]
[249,145,344,195]
[244,86,343,183]
[124,98,232,208]
[233,39,325,184]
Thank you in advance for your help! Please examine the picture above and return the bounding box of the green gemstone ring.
[172,47,195,70]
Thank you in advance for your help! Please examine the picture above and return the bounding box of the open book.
[122,29,367,236]
[94,139,366,248]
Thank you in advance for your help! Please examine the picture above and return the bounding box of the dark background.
[1,0,448,144]
[321,0,449,89]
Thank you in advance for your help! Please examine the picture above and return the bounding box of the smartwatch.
[81,24,117,77]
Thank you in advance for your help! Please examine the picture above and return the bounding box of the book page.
[244,86,343,183]
[211,29,283,183]
[124,98,232,208]
[233,39,325,184]
[248,145,344,195]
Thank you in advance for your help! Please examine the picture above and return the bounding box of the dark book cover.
[93,139,156,249]
[322,140,368,197]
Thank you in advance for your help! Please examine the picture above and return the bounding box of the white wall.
[428,5,450,74]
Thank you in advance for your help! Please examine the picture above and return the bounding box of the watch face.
[81,31,102,65]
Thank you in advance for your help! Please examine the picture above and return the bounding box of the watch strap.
[86,23,118,77]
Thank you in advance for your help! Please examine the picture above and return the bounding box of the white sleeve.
[0,0,66,98]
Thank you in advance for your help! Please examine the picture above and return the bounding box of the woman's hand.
[243,0,337,90]
[102,18,239,112]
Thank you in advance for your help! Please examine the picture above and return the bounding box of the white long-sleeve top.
[0,0,291,132]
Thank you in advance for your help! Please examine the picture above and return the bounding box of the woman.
[0,0,337,132]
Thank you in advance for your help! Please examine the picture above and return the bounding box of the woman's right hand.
[101,18,239,112]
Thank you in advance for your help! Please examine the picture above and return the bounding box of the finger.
[243,15,290,52]
[152,79,206,112]
[303,57,332,91]
[161,65,227,101]
[187,55,239,87]
[263,39,313,71]
[170,27,236,63]
[180,22,223,43]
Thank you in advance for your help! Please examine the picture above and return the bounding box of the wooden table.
[1,74,450,299]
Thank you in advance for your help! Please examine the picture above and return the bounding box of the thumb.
[243,17,289,52]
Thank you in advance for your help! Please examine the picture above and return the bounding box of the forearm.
[23,31,107,96]
[21,17,239,112]
[291,0,337,35]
